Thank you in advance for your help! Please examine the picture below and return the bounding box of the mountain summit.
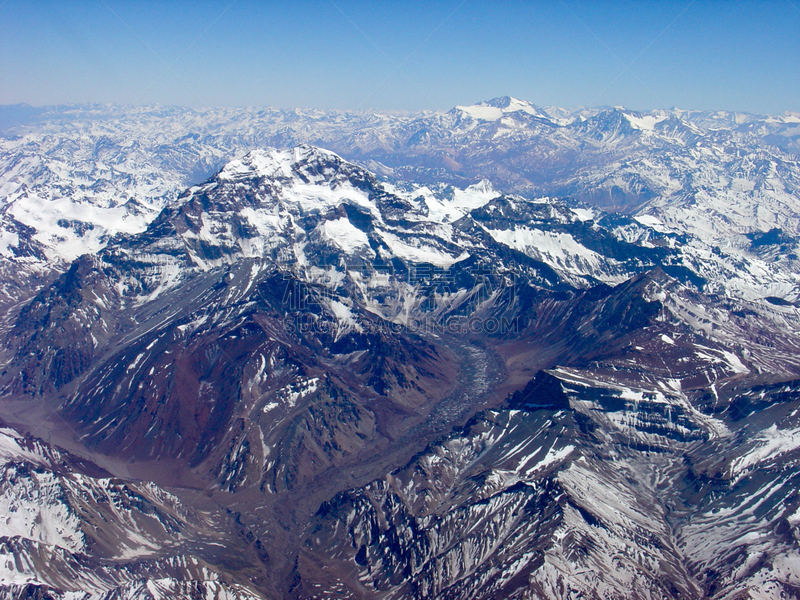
[453,96,554,122]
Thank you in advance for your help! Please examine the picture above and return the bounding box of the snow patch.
[731,424,800,475]
[634,214,664,228]
[456,98,548,121]
[379,231,467,266]
[623,113,667,131]
[570,208,595,222]
[322,218,370,253]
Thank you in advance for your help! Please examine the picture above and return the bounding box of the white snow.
[455,98,548,121]
[456,104,504,121]
[275,376,321,408]
[721,350,749,374]
[0,429,50,467]
[9,192,154,262]
[421,180,499,223]
[731,424,800,475]
[525,444,575,476]
[378,230,467,266]
[485,225,625,284]
[623,113,667,131]
[0,231,19,258]
[570,208,595,222]
[328,299,361,337]
[322,218,370,252]
[766,114,800,124]
[634,214,665,228]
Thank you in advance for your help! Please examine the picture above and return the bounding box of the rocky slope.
[0,420,266,599]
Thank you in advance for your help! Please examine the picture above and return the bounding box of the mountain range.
[0,98,799,598]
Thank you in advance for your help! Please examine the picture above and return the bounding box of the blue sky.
[2,0,798,114]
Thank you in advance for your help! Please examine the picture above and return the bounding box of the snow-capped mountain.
[5,146,670,468]
[3,145,800,598]
[2,97,799,314]
[1,97,800,598]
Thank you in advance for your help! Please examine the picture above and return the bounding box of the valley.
[0,99,799,598]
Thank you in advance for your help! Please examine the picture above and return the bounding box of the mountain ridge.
[1,102,800,598]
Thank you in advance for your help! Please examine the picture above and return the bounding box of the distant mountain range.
[0,99,799,598]
[2,97,799,306]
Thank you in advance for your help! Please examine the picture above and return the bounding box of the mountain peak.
[485,96,515,108]
[465,178,496,196]
[453,96,550,122]
[218,144,350,183]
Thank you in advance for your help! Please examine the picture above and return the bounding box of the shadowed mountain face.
[1,143,800,599]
